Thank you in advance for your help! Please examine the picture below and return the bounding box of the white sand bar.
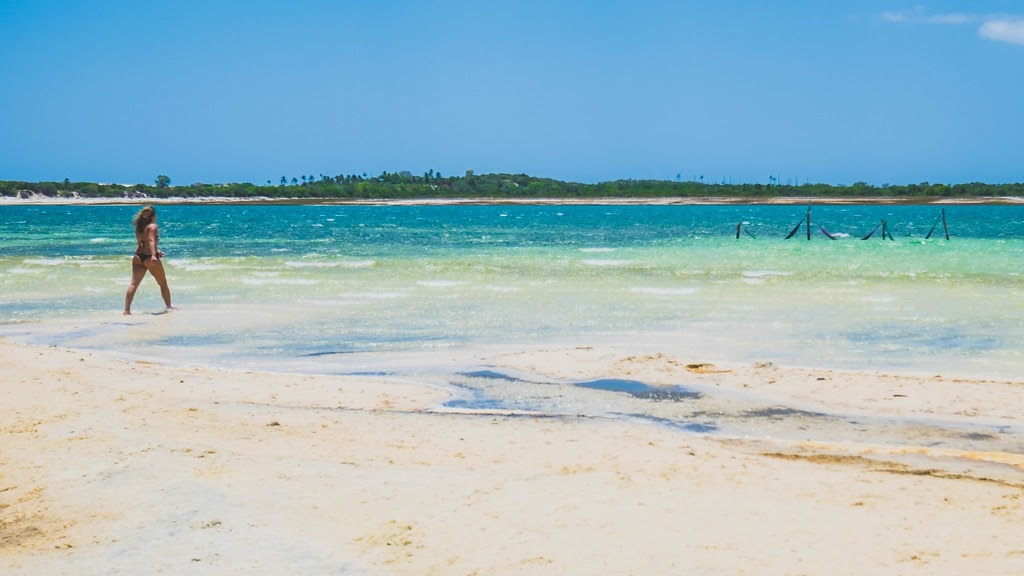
[2,340,1022,575]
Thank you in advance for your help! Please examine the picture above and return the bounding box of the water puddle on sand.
[440,370,1024,481]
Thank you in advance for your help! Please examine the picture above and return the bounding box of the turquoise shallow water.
[3,203,1023,455]
[1,204,1022,379]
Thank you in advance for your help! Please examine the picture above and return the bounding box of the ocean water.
[2,203,1022,374]
[2,203,1023,451]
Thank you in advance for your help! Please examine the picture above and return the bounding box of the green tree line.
[2,173,1023,200]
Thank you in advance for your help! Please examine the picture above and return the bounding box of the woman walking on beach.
[124,205,175,314]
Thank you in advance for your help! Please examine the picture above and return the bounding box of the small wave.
[862,295,895,303]
[365,292,410,299]
[582,259,632,267]
[175,262,233,272]
[340,260,376,268]
[417,280,468,288]
[284,260,339,268]
[242,277,320,286]
[284,260,376,269]
[304,291,408,301]
[486,285,521,293]
[741,270,791,285]
[10,267,43,274]
[299,299,353,306]
[742,270,792,278]
[22,258,66,266]
[631,287,699,296]
[90,237,107,243]
[580,247,616,253]
[20,257,115,269]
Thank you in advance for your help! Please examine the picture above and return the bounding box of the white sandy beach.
[2,339,1022,575]
[3,193,1024,206]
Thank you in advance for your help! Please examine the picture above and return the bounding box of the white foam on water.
[303,291,411,303]
[298,299,347,306]
[174,261,234,272]
[340,260,377,268]
[485,285,521,293]
[631,287,699,296]
[416,280,468,288]
[80,260,119,269]
[285,260,340,268]
[9,267,43,274]
[18,257,116,270]
[90,237,107,243]
[301,291,412,306]
[364,292,410,299]
[284,260,376,269]
[582,259,633,267]
[22,258,66,266]
[242,277,319,286]
[742,270,792,278]
[579,247,615,253]
[862,295,896,303]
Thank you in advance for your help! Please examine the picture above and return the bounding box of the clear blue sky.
[2,1,1023,186]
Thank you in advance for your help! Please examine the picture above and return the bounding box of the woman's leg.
[146,259,174,310]
[124,257,148,314]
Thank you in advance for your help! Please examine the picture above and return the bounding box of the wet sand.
[2,339,1022,575]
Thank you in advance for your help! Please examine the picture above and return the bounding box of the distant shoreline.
[3,195,1024,206]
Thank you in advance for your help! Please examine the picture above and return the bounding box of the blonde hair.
[132,206,156,235]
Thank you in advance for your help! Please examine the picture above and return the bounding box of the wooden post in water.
[805,206,811,240]
[736,223,742,239]
[926,209,951,240]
